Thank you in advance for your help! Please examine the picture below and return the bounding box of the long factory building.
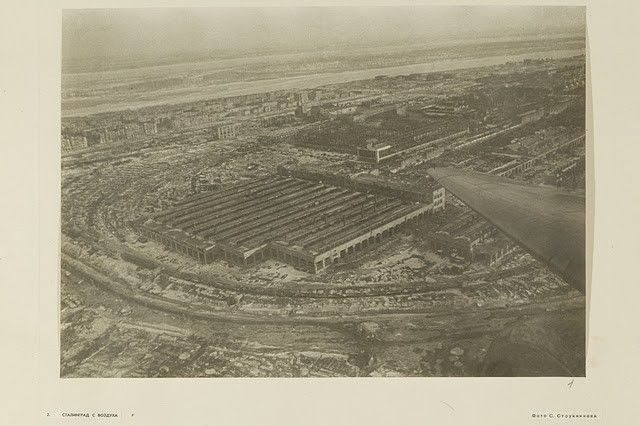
[141,175,443,273]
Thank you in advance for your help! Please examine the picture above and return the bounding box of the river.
[62,47,584,117]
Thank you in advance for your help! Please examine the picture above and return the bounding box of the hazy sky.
[63,6,585,62]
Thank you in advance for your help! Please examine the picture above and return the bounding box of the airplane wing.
[427,167,585,292]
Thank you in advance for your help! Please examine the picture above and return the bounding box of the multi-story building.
[61,135,88,152]
[357,139,392,163]
[214,123,239,140]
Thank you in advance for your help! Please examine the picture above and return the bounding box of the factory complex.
[141,174,443,273]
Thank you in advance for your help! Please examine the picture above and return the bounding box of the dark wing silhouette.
[427,167,585,292]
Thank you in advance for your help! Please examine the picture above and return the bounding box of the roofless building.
[141,175,443,273]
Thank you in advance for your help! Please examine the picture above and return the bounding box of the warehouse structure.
[277,165,445,207]
[141,175,440,273]
[430,213,494,260]
[429,212,518,266]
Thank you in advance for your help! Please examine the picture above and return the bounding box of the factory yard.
[61,52,586,377]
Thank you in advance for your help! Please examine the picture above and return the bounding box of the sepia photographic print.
[60,6,587,378]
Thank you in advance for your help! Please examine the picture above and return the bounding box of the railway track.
[62,252,582,329]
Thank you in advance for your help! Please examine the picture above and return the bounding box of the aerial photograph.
[60,6,586,377]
